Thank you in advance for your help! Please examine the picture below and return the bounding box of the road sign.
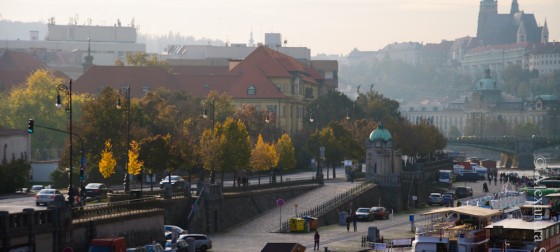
[320,146,325,158]
[277,199,284,207]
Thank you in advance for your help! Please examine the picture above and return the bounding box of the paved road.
[209,170,418,252]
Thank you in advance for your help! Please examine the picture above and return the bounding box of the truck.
[88,237,127,252]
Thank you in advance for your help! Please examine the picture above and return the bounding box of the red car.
[370,207,390,220]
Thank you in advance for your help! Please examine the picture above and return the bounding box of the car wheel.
[200,245,208,251]
[36,202,39,206]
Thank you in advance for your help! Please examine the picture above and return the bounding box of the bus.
[438,170,453,184]
[518,187,560,204]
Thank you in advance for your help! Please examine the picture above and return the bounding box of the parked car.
[455,186,473,199]
[370,207,390,220]
[30,185,44,193]
[442,192,455,206]
[177,234,212,251]
[164,240,188,252]
[354,207,374,221]
[164,225,187,240]
[35,189,63,206]
[160,176,187,189]
[85,183,111,199]
[455,171,479,182]
[428,193,444,206]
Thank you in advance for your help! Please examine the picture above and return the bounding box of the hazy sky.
[1,0,559,55]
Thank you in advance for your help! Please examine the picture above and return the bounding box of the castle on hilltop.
[477,0,549,45]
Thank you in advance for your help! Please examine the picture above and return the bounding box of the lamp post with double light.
[56,79,75,206]
[116,86,131,192]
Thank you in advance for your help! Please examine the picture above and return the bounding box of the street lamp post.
[309,105,323,179]
[116,86,131,192]
[203,98,216,131]
[56,79,74,206]
[203,98,215,182]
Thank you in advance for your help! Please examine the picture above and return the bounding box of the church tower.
[541,19,549,43]
[82,38,94,73]
[510,0,520,14]
[477,0,498,39]
[517,18,527,43]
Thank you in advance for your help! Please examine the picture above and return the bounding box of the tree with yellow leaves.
[276,133,296,170]
[250,134,278,172]
[128,140,143,176]
[99,140,117,179]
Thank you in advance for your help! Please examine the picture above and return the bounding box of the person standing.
[313,231,320,250]
[345,214,351,231]
[352,213,357,232]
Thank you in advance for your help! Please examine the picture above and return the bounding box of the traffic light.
[79,166,85,181]
[27,119,34,134]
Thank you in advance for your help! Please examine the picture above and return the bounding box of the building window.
[247,85,256,95]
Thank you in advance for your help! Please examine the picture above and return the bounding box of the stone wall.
[219,185,322,231]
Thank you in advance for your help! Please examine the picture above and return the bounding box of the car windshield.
[371,208,383,212]
[39,189,56,194]
[86,184,102,189]
[357,208,369,213]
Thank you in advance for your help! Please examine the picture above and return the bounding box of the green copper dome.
[475,68,499,91]
[369,122,392,142]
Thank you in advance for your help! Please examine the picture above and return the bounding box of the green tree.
[76,87,128,184]
[199,128,223,178]
[0,157,31,194]
[126,52,170,70]
[512,122,540,137]
[202,91,237,130]
[305,90,355,130]
[306,127,337,177]
[235,104,268,143]
[0,70,87,161]
[215,118,251,183]
[138,134,173,190]
[276,133,296,171]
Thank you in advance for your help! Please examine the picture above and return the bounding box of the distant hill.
[0,20,48,40]
[0,19,226,53]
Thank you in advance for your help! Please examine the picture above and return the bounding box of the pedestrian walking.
[313,231,320,250]
[494,176,497,186]
[483,182,489,193]
[352,214,357,232]
[345,214,351,231]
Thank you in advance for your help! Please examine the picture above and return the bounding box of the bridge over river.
[447,135,560,169]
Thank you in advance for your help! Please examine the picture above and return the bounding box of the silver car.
[35,189,63,206]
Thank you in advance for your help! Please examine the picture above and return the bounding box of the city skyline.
[1,0,559,56]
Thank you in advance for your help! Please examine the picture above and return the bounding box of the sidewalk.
[210,177,415,252]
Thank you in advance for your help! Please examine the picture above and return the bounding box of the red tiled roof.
[0,50,69,92]
[174,74,237,98]
[0,50,46,70]
[171,65,229,75]
[228,46,296,76]
[467,42,531,54]
[227,67,287,99]
[73,46,314,100]
[73,66,177,97]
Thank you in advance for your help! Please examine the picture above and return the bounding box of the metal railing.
[222,176,319,193]
[278,181,375,232]
[72,197,163,223]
